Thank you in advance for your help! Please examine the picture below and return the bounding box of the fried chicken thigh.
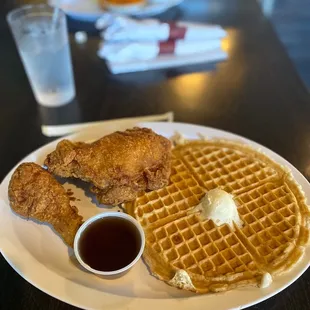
[8,163,83,247]
[44,127,172,205]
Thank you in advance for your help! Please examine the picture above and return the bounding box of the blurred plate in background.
[49,0,184,21]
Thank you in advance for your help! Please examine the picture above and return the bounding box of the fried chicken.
[8,163,83,247]
[44,127,172,205]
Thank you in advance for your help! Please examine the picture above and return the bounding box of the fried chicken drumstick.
[44,127,172,205]
[8,163,83,247]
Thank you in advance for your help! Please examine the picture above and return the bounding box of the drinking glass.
[7,4,76,107]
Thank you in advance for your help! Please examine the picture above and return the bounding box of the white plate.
[1,122,310,310]
[49,0,184,22]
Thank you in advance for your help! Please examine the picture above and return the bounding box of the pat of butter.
[190,189,243,230]
[168,270,195,291]
[260,273,273,288]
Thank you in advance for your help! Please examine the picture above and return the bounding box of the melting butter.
[260,273,273,288]
[168,270,195,291]
[190,188,243,230]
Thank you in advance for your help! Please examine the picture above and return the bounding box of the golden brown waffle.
[125,140,310,293]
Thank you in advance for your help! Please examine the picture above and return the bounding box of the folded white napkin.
[96,13,227,74]
[98,39,224,62]
[41,112,174,137]
[105,49,227,74]
[96,14,226,42]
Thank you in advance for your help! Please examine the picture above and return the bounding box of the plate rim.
[1,121,310,310]
[48,0,184,21]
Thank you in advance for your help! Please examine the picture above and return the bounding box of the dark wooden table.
[1,0,310,309]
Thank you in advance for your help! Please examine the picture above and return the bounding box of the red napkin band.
[159,41,176,54]
[167,22,186,40]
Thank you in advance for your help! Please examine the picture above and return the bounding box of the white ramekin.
[74,212,145,276]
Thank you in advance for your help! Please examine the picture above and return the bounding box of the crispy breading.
[8,163,83,247]
[44,127,172,205]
